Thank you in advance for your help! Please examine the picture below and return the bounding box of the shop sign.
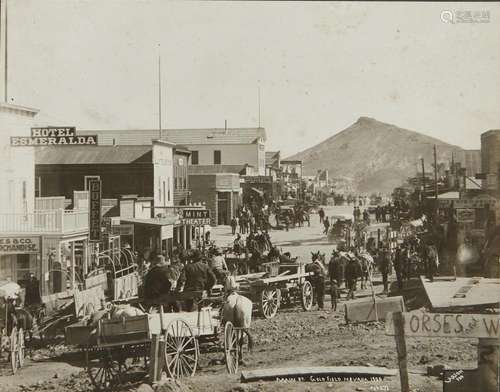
[182,218,211,225]
[456,208,475,223]
[454,195,497,209]
[182,209,210,219]
[244,176,273,184]
[11,127,98,146]
[161,225,173,240]
[0,237,40,254]
[111,224,134,236]
[89,179,102,241]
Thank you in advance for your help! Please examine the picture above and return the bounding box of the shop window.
[191,151,199,165]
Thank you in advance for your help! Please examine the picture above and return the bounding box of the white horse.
[358,252,375,290]
[222,276,254,362]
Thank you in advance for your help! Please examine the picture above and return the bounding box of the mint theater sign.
[11,127,98,146]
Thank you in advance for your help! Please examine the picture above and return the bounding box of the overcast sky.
[7,1,500,156]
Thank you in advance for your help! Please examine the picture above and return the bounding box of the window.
[35,177,41,197]
[191,151,199,165]
[214,150,221,164]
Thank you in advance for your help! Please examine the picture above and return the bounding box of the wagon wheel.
[87,349,122,391]
[301,281,313,311]
[163,319,199,378]
[259,288,280,319]
[9,326,18,374]
[224,321,240,374]
[17,328,25,368]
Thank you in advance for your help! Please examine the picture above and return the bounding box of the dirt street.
[0,207,477,392]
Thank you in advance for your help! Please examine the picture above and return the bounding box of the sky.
[6,1,500,156]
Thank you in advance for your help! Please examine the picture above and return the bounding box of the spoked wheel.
[17,328,25,368]
[224,321,240,374]
[87,349,122,391]
[9,327,18,374]
[259,288,280,319]
[163,319,199,378]
[301,281,314,311]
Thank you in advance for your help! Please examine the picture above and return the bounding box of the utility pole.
[433,145,438,200]
[421,158,426,210]
[158,54,162,139]
[258,85,261,128]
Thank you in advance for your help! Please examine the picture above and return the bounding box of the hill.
[286,117,464,194]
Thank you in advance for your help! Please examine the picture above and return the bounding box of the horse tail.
[242,328,254,352]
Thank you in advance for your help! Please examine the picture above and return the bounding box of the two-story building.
[79,127,267,175]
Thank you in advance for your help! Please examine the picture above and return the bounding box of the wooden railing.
[0,209,88,234]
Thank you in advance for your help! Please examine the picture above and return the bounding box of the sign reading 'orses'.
[11,127,98,146]
[89,179,102,241]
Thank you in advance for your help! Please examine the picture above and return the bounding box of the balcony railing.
[0,209,89,234]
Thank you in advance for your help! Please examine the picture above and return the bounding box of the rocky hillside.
[287,117,464,194]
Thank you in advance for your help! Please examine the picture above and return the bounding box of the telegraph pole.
[421,158,426,211]
[433,145,438,200]
[158,54,162,139]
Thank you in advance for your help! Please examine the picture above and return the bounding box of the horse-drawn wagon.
[235,262,314,319]
[65,291,244,391]
[0,281,26,374]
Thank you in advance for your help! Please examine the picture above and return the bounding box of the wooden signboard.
[113,272,139,300]
[84,271,108,291]
[89,179,102,241]
[456,208,475,223]
[386,311,500,392]
[386,312,500,339]
[74,286,105,318]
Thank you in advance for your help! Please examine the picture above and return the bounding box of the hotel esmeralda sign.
[11,127,98,146]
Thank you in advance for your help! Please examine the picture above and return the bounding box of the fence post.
[393,311,410,392]
[478,337,499,392]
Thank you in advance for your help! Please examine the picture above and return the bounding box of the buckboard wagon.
[235,262,314,319]
[0,298,25,374]
[65,291,244,391]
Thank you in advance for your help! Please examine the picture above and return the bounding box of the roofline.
[0,102,39,116]
[152,139,176,147]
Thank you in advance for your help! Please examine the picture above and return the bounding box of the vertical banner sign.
[89,180,102,241]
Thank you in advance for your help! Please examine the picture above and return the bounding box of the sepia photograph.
[0,1,499,391]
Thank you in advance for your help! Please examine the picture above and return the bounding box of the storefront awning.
[121,216,180,227]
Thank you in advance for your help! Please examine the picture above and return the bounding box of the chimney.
[225,119,228,134]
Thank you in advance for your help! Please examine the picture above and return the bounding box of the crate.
[98,314,150,346]
[65,321,94,346]
[262,261,280,277]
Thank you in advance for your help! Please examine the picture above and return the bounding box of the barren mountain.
[287,117,464,194]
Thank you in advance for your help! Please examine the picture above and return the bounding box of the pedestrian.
[377,246,391,293]
[230,216,237,235]
[323,216,330,235]
[306,252,326,310]
[393,245,404,291]
[345,254,360,300]
[318,208,325,224]
[179,250,216,311]
[328,250,342,310]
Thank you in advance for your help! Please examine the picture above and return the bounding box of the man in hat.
[328,250,342,310]
[377,245,391,294]
[179,250,216,311]
[306,252,327,310]
[143,254,172,301]
[345,253,360,300]
[210,247,228,283]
